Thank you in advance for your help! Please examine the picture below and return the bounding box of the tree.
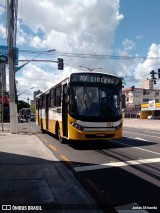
[30,104,36,113]
[17,100,30,112]
[4,91,9,96]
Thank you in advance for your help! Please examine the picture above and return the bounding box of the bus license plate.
[96,134,105,137]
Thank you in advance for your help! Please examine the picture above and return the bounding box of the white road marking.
[74,158,160,172]
[111,139,160,156]
[134,137,149,141]
[124,136,150,142]
[144,130,160,135]
[123,130,160,139]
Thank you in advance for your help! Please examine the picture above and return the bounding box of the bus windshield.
[69,85,122,121]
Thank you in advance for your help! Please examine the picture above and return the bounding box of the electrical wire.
[18,49,160,60]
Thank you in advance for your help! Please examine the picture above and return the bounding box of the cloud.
[0,24,6,39]
[136,35,143,40]
[122,39,135,51]
[7,0,160,100]
[18,0,123,53]
[135,43,160,88]
[14,0,126,100]
[0,6,5,16]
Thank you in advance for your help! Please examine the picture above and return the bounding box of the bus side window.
[49,91,51,107]
[41,95,44,108]
[50,88,55,107]
[55,86,61,107]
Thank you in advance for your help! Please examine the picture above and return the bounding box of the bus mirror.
[122,94,126,109]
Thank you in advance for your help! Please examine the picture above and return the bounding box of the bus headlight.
[115,122,122,130]
[70,122,83,131]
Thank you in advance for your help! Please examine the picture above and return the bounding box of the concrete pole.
[8,56,18,133]
[0,63,4,132]
[7,0,18,133]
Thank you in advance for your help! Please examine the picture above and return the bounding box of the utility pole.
[7,0,18,133]
[0,63,5,132]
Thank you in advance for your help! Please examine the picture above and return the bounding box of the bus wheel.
[40,120,45,133]
[41,127,45,133]
[57,125,65,144]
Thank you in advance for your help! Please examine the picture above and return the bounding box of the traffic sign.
[0,45,18,65]
[0,55,8,63]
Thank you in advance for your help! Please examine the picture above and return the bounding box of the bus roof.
[36,71,121,97]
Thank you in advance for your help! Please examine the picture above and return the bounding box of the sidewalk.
[0,123,102,212]
[123,118,160,131]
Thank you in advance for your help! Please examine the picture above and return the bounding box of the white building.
[123,86,160,118]
[143,78,154,90]
[32,90,42,104]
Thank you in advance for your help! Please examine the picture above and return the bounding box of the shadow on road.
[68,137,157,151]
[0,147,159,212]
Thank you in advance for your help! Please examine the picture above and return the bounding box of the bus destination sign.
[70,73,121,85]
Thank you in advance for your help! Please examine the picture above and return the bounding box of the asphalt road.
[29,120,160,213]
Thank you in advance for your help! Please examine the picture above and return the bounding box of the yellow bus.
[36,71,124,143]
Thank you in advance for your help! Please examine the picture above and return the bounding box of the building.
[123,86,160,119]
[33,90,42,104]
[30,90,42,106]
[143,78,154,89]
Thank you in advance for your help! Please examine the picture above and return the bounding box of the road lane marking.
[86,179,103,196]
[125,136,150,142]
[61,154,74,168]
[49,144,57,151]
[123,130,160,139]
[111,139,160,156]
[74,158,160,172]
[144,130,160,135]
[134,137,149,141]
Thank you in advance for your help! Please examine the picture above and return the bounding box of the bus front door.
[46,93,49,130]
[38,98,40,126]
[62,84,68,137]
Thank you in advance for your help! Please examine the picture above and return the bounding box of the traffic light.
[121,77,126,88]
[158,69,160,79]
[150,70,156,79]
[57,58,64,70]
[154,80,157,84]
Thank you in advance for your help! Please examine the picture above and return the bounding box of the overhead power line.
[18,49,160,60]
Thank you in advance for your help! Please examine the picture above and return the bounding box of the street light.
[27,97,30,104]
[79,66,102,71]
[30,49,56,60]
[15,49,56,72]
[17,87,35,97]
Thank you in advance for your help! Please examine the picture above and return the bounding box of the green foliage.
[30,104,36,113]
[18,100,30,112]
[4,91,9,96]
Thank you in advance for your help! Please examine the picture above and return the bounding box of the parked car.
[18,113,30,122]
[30,113,35,121]
[147,115,153,119]
[147,115,155,119]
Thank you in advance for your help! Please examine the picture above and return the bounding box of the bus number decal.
[106,122,114,128]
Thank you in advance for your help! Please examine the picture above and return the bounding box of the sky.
[0,0,160,102]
